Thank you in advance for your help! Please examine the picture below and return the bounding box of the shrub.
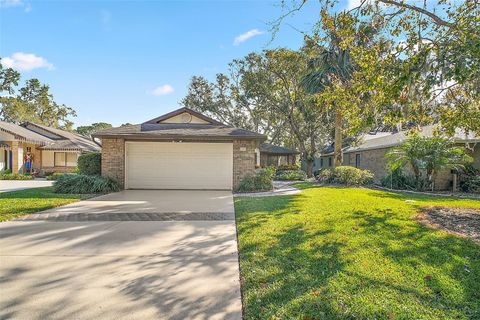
[0,172,34,180]
[317,166,373,186]
[77,152,101,175]
[236,166,275,192]
[381,168,417,190]
[317,168,334,183]
[275,169,307,181]
[46,172,68,180]
[460,165,480,193]
[53,174,120,194]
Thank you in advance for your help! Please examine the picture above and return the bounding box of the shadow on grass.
[352,208,480,316]
[0,187,91,200]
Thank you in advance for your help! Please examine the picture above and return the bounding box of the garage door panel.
[126,142,233,190]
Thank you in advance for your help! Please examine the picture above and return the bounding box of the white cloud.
[0,0,23,7]
[233,29,264,46]
[150,84,174,96]
[347,0,362,10]
[2,52,54,71]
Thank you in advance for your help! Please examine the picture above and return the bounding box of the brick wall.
[101,138,125,188]
[233,140,258,189]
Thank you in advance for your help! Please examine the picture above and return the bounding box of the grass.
[234,184,480,320]
[0,187,92,222]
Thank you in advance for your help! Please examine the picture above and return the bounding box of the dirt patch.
[419,207,480,244]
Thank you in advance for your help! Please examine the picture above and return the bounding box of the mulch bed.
[419,206,480,244]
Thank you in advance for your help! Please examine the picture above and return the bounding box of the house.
[259,143,299,167]
[93,107,267,190]
[0,121,101,174]
[316,125,480,190]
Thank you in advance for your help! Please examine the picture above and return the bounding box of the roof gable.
[143,107,224,126]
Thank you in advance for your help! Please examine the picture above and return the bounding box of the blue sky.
[1,0,352,127]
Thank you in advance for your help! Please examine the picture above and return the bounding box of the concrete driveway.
[0,190,241,320]
[0,180,54,193]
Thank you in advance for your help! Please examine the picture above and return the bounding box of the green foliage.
[0,172,33,180]
[317,166,373,186]
[236,166,275,193]
[46,172,68,181]
[380,168,417,190]
[332,166,374,186]
[387,134,473,190]
[0,62,76,129]
[75,122,112,137]
[77,152,101,176]
[275,169,307,181]
[460,165,480,194]
[53,174,120,194]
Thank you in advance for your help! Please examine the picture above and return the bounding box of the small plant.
[77,152,101,176]
[236,166,275,192]
[53,174,120,194]
[0,172,34,180]
[381,168,417,190]
[459,165,480,193]
[275,169,307,181]
[317,166,373,186]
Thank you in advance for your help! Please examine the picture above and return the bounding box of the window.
[66,153,78,166]
[54,152,66,167]
[355,154,361,168]
[320,158,324,167]
[328,157,332,167]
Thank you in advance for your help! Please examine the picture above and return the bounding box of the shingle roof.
[260,143,299,154]
[0,121,52,145]
[23,122,100,152]
[94,108,266,141]
[343,125,479,154]
[0,121,100,152]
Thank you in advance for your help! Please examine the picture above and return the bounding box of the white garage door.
[125,142,233,190]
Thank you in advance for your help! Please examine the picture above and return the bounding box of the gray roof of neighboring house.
[342,125,480,154]
[23,122,101,152]
[260,143,299,155]
[94,107,266,141]
[0,121,100,152]
[0,121,52,145]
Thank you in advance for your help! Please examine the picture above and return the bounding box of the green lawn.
[0,187,91,221]
[235,185,480,320]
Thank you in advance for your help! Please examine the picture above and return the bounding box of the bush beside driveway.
[234,184,480,319]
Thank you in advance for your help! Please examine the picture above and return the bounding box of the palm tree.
[386,134,473,191]
[302,34,353,166]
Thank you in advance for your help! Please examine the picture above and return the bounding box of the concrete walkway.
[235,180,302,197]
[0,180,54,193]
[0,190,241,320]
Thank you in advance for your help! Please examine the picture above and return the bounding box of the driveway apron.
[0,190,242,320]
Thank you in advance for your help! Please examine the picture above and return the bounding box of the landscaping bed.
[419,206,480,244]
[234,184,480,319]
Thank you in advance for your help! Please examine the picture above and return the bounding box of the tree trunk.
[306,159,314,178]
[334,110,343,167]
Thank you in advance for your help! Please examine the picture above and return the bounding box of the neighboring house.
[316,125,480,190]
[0,121,101,174]
[94,107,267,190]
[259,143,299,167]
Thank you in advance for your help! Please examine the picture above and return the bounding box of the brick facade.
[101,138,258,190]
[101,138,125,187]
[233,140,258,189]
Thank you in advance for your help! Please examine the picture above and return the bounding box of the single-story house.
[94,107,267,190]
[316,125,480,190]
[0,121,101,174]
[259,143,299,167]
